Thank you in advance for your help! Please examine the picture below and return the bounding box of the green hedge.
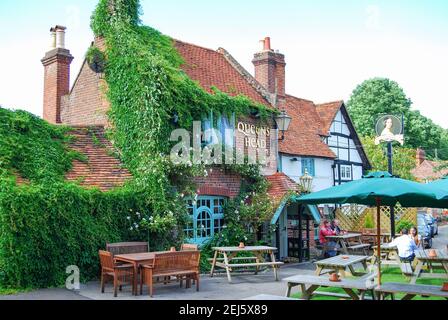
[0,181,174,289]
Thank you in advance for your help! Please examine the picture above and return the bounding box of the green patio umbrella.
[426,176,448,204]
[294,171,444,285]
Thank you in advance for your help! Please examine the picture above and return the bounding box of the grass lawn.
[291,266,447,300]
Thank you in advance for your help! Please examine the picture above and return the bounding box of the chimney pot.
[264,37,271,51]
[55,25,67,49]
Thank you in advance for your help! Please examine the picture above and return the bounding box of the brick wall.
[61,60,109,126]
[193,167,241,198]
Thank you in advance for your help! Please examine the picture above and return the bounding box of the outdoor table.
[115,251,170,295]
[210,246,283,283]
[371,244,400,266]
[376,282,448,300]
[315,255,369,278]
[283,274,377,300]
[362,232,392,245]
[325,233,370,255]
[410,249,448,284]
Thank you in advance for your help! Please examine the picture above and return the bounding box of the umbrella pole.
[376,197,382,285]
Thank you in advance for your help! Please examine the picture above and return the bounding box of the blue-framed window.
[202,111,235,148]
[185,196,227,245]
[302,158,315,176]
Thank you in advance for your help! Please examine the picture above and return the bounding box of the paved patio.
[2,226,446,300]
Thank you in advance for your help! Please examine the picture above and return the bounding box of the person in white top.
[388,228,418,262]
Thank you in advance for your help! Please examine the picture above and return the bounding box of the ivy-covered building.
[39,20,369,261]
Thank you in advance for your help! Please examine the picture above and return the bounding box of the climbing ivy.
[91,0,276,218]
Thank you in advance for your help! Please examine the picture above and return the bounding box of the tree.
[361,136,416,181]
[347,78,447,160]
[347,78,411,137]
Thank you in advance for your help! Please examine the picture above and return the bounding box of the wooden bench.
[283,274,377,300]
[400,262,414,278]
[140,251,200,297]
[347,244,370,255]
[106,242,149,256]
[375,282,448,300]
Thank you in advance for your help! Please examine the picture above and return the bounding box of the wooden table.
[315,255,369,278]
[115,251,169,295]
[210,246,283,283]
[283,274,377,300]
[376,282,448,300]
[371,244,400,266]
[410,249,448,284]
[326,233,370,255]
[362,233,392,245]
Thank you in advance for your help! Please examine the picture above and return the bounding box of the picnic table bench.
[315,255,369,278]
[410,249,448,284]
[376,282,448,300]
[210,246,283,283]
[283,274,377,300]
[326,233,370,255]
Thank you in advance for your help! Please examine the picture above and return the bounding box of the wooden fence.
[335,204,417,233]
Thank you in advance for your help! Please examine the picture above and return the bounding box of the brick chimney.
[252,37,286,108]
[416,148,426,166]
[41,26,73,124]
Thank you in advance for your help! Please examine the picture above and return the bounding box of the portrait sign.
[374,115,404,146]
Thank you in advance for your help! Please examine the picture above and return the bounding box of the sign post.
[375,115,404,238]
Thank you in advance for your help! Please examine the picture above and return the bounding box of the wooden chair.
[106,242,149,256]
[181,243,199,251]
[99,250,135,297]
[140,251,200,297]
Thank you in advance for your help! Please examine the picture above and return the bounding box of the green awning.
[270,200,321,225]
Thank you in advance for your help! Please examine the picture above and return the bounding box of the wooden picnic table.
[371,244,400,266]
[315,255,369,278]
[362,232,392,245]
[210,246,283,283]
[410,249,448,284]
[376,282,448,300]
[283,274,377,300]
[326,233,370,255]
[115,251,170,295]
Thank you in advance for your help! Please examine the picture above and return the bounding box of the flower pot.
[442,283,448,292]
[329,273,340,282]
[428,249,437,258]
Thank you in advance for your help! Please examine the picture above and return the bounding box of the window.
[185,196,226,245]
[302,158,315,176]
[340,165,352,180]
[202,111,235,148]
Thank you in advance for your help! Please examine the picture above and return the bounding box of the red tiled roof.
[279,95,336,159]
[65,127,132,191]
[316,101,343,135]
[266,172,299,202]
[411,160,448,181]
[174,40,271,107]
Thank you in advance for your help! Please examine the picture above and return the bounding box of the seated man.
[319,220,337,258]
[330,219,343,235]
[388,228,418,263]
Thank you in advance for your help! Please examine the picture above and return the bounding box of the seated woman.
[410,227,423,250]
[319,220,337,258]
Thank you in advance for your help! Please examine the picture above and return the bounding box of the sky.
[0,0,447,128]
